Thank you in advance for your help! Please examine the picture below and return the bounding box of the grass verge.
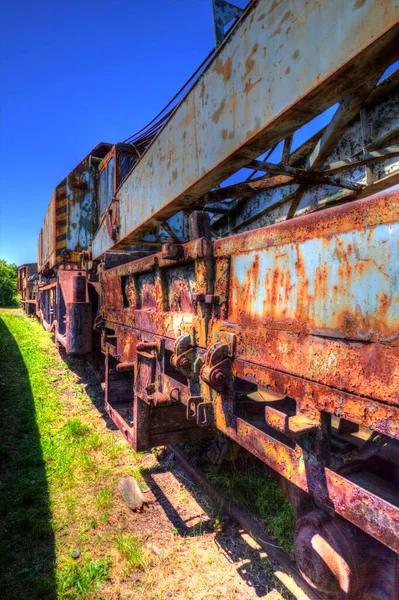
[0,309,146,599]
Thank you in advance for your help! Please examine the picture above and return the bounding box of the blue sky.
[1,0,240,265]
[1,1,396,266]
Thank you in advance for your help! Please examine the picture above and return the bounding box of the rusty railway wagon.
[17,263,38,315]
[32,1,399,597]
[35,142,140,353]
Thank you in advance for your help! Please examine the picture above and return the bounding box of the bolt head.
[180,357,190,369]
[213,370,225,384]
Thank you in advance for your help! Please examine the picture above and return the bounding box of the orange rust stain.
[285,66,291,75]
[246,116,261,140]
[353,0,366,8]
[379,293,391,314]
[314,265,328,300]
[257,12,266,21]
[271,10,291,37]
[286,25,291,35]
[267,0,284,15]
[215,56,233,82]
[292,50,300,60]
[172,170,178,181]
[221,129,235,141]
[212,98,226,124]
[242,43,259,81]
[284,270,294,304]
[295,248,311,318]
[270,266,280,310]
[244,77,261,94]
[280,10,291,24]
[199,81,206,102]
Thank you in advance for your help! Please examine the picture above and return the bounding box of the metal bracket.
[187,396,203,420]
[212,0,244,47]
[197,402,215,427]
[161,243,184,260]
[105,198,119,241]
[265,405,319,438]
[171,333,202,378]
[201,342,231,393]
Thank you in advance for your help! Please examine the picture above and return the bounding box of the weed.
[116,533,146,570]
[88,433,101,449]
[65,418,91,438]
[213,517,224,534]
[95,486,113,509]
[58,557,110,598]
[207,462,294,551]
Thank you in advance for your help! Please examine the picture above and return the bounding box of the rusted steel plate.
[65,158,98,255]
[233,359,399,439]
[39,192,56,271]
[221,323,399,405]
[105,311,201,343]
[217,416,399,553]
[38,143,111,271]
[92,0,399,258]
[212,192,399,404]
[226,221,398,342]
[324,469,399,554]
[214,189,397,257]
[101,238,213,345]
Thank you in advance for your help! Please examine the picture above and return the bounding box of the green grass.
[116,533,146,570]
[0,309,146,599]
[207,462,295,552]
[57,557,110,599]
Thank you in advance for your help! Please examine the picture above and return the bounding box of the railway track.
[169,445,323,600]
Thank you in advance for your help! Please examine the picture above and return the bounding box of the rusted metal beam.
[233,360,399,439]
[248,160,299,177]
[321,145,399,175]
[92,0,399,258]
[286,183,307,219]
[200,175,294,204]
[307,71,387,171]
[281,135,293,165]
[216,416,399,553]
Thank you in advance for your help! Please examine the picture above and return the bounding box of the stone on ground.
[118,475,145,510]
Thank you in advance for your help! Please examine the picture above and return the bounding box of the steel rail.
[169,444,323,600]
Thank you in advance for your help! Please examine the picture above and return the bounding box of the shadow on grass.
[57,349,119,435]
[55,340,298,598]
[0,316,56,600]
[142,456,295,599]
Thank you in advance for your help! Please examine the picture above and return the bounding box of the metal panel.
[92,0,399,258]
[39,193,56,270]
[214,190,399,403]
[228,220,398,342]
[65,158,99,252]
